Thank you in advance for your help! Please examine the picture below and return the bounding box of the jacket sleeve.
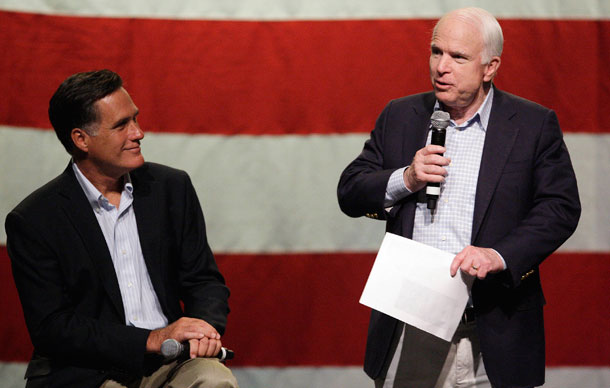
[172,171,230,335]
[337,101,400,219]
[492,110,581,287]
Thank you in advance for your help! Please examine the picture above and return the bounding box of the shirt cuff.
[491,249,507,270]
[384,167,412,207]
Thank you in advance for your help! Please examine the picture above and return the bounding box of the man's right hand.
[146,317,222,358]
[403,144,450,192]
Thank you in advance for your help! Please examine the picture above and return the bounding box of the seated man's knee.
[167,358,238,388]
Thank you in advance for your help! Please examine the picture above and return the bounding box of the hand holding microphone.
[403,111,451,210]
[161,339,234,361]
[425,110,451,210]
[147,317,228,360]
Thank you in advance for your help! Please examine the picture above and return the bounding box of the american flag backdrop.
[0,1,609,387]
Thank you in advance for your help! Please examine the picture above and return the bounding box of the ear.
[483,56,501,82]
[71,128,90,153]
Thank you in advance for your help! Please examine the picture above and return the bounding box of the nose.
[435,54,451,74]
[129,121,144,140]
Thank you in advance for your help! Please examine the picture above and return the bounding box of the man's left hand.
[450,246,504,279]
[189,336,223,359]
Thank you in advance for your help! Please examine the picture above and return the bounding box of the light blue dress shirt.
[73,162,168,330]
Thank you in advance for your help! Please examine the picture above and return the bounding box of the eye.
[453,55,468,63]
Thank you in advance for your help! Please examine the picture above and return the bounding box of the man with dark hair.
[338,7,580,388]
[48,70,124,154]
[6,69,239,388]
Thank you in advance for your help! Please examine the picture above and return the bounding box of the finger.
[450,255,462,277]
[172,322,211,342]
[410,164,447,184]
[461,260,475,274]
[424,154,450,167]
[209,339,222,357]
[179,324,220,346]
[175,330,206,343]
[461,263,476,277]
[421,166,448,180]
[203,330,220,340]
[191,320,220,338]
[189,338,199,359]
[202,338,221,358]
[197,337,210,358]
[423,145,446,155]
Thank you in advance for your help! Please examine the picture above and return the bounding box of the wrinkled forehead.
[431,14,484,52]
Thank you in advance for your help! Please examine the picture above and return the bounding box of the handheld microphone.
[161,339,234,361]
[426,110,450,210]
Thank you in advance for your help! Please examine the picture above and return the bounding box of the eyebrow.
[430,44,470,59]
[111,110,139,129]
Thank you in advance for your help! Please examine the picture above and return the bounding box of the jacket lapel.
[131,166,167,309]
[471,89,520,243]
[399,93,436,236]
[407,92,437,161]
[57,165,125,319]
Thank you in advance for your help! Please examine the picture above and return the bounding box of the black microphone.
[161,339,234,361]
[426,110,450,210]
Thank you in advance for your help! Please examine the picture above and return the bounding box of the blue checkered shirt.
[385,88,494,255]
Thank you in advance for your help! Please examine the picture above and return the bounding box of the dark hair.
[49,69,123,154]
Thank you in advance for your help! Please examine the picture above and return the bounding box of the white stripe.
[234,367,610,388]
[0,127,608,253]
[0,0,608,20]
[1,363,609,388]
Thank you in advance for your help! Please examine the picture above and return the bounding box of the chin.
[133,158,146,169]
[125,156,145,171]
[434,94,456,108]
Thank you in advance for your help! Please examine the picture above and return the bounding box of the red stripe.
[1,11,608,135]
[1,246,608,366]
[0,245,31,362]
[541,253,610,366]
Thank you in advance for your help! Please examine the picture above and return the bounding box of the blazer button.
[521,269,535,281]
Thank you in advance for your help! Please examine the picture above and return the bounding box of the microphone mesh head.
[430,110,450,129]
[161,339,181,358]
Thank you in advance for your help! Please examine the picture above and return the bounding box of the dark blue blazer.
[6,162,230,388]
[337,88,581,387]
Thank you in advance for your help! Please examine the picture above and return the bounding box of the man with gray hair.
[338,7,580,388]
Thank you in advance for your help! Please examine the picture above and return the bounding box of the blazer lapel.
[131,167,167,309]
[399,93,436,236]
[402,92,436,165]
[57,165,125,319]
[471,89,520,243]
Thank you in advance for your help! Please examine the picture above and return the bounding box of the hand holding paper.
[360,233,472,342]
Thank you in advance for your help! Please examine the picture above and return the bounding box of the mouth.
[434,79,452,90]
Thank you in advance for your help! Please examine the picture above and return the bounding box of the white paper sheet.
[359,232,472,342]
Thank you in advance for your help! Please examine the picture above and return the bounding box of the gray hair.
[433,7,504,64]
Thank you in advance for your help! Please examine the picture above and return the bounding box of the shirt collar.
[72,161,133,211]
[434,86,494,131]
